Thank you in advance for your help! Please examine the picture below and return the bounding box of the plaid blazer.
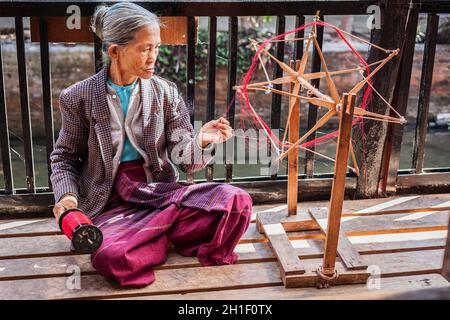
[50,63,213,218]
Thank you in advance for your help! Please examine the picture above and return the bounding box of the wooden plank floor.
[0,193,449,300]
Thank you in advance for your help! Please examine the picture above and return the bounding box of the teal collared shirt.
[107,78,142,162]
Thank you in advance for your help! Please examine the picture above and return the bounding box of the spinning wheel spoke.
[311,33,341,103]
[234,76,295,90]
[300,145,358,174]
[278,109,337,161]
[244,86,336,109]
[354,107,406,125]
[298,34,313,77]
[302,59,388,81]
[251,39,297,77]
[349,49,400,95]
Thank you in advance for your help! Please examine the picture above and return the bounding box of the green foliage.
[156,27,281,91]
[262,16,273,24]
[416,24,426,43]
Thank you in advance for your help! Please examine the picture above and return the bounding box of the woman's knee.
[227,188,253,219]
[236,189,253,210]
[91,243,127,275]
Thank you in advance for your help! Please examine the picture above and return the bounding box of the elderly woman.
[50,2,253,288]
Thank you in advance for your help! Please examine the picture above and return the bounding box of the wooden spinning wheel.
[233,14,405,288]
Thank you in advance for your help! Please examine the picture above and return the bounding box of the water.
[399,127,450,170]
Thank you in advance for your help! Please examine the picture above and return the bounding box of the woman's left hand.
[198,117,233,148]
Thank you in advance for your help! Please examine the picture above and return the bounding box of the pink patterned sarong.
[90,159,253,287]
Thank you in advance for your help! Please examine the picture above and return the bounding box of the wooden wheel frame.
[237,15,409,289]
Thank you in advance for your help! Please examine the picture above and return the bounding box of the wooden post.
[379,6,419,194]
[412,14,439,173]
[288,60,301,215]
[442,214,450,282]
[354,0,412,198]
[322,93,356,276]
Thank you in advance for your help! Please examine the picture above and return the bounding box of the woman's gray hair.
[90,2,161,63]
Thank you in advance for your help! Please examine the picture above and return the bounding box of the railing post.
[225,16,238,183]
[0,35,14,194]
[412,13,439,173]
[269,15,286,180]
[15,17,35,193]
[379,6,419,194]
[186,16,197,126]
[39,17,55,190]
[293,15,305,62]
[186,16,197,183]
[205,16,217,182]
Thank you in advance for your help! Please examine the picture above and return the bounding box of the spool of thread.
[58,208,103,253]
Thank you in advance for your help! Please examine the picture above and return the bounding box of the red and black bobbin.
[58,208,103,253]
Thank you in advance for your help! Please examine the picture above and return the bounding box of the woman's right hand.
[53,195,78,225]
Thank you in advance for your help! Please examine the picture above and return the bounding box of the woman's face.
[115,24,161,79]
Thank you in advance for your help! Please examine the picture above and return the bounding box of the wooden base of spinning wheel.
[256,207,370,288]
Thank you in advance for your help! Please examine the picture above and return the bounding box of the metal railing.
[0,0,449,215]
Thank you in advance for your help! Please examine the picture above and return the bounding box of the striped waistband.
[118,158,145,170]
